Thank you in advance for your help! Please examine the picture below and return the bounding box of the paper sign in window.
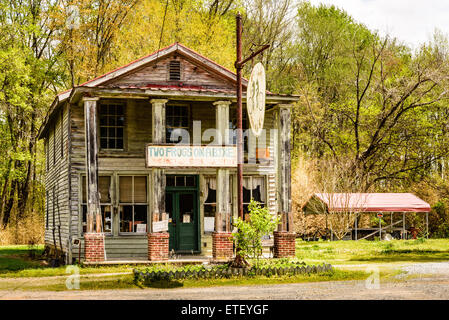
[183,214,191,223]
[136,224,147,233]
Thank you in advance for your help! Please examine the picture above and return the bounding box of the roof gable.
[103,51,236,90]
[79,42,242,90]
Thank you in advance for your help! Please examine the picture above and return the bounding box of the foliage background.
[1,0,449,243]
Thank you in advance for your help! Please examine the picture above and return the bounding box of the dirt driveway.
[1,262,449,300]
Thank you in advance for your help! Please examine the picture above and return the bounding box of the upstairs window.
[166,105,189,143]
[169,60,181,81]
[99,102,125,150]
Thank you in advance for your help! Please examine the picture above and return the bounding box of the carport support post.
[379,213,382,241]
[274,104,296,258]
[426,211,429,239]
[355,214,358,240]
[402,212,406,240]
[148,99,169,261]
[212,101,233,260]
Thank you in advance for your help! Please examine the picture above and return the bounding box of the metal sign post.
[235,13,269,223]
[232,13,270,266]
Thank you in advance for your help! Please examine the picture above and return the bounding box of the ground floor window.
[202,176,232,233]
[81,175,112,233]
[243,176,266,214]
[119,175,148,233]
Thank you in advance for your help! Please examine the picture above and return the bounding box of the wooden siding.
[72,236,149,260]
[52,98,280,260]
[44,103,70,256]
[104,53,235,90]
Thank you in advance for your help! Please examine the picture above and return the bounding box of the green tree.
[293,2,449,191]
[232,200,281,265]
[0,0,64,226]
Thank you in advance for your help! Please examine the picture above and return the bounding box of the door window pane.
[180,194,194,224]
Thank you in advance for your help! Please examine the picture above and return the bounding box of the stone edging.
[134,263,333,282]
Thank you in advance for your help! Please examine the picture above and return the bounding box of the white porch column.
[150,99,168,225]
[275,104,293,232]
[273,103,295,258]
[83,97,101,234]
[148,98,169,261]
[214,100,231,232]
[83,96,105,262]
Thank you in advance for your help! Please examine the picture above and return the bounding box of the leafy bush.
[232,199,281,263]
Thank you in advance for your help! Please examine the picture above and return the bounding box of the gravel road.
[1,262,449,300]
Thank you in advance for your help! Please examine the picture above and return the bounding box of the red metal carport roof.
[311,193,431,213]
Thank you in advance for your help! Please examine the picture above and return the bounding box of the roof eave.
[67,86,300,104]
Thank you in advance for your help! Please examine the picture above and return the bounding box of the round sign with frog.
[247,62,266,137]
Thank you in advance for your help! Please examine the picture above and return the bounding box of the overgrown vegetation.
[1,0,449,243]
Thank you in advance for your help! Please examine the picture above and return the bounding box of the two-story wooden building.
[39,43,299,263]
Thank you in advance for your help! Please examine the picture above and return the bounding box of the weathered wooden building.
[39,43,299,263]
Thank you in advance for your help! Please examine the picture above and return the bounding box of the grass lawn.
[296,238,449,265]
[0,269,371,291]
[0,245,135,278]
[0,238,448,291]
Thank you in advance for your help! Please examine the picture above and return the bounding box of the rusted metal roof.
[306,193,431,213]
[95,84,298,97]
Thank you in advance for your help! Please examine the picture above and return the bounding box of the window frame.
[45,139,49,171]
[202,175,233,234]
[52,121,56,165]
[80,174,114,235]
[165,104,191,143]
[60,108,64,159]
[98,101,126,151]
[243,175,267,214]
[118,175,149,235]
[46,191,49,229]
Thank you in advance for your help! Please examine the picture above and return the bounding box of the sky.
[307,0,449,49]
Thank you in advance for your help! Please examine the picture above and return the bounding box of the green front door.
[166,189,198,252]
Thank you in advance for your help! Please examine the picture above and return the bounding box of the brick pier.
[273,231,296,258]
[148,232,169,261]
[84,233,105,262]
[212,232,233,260]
